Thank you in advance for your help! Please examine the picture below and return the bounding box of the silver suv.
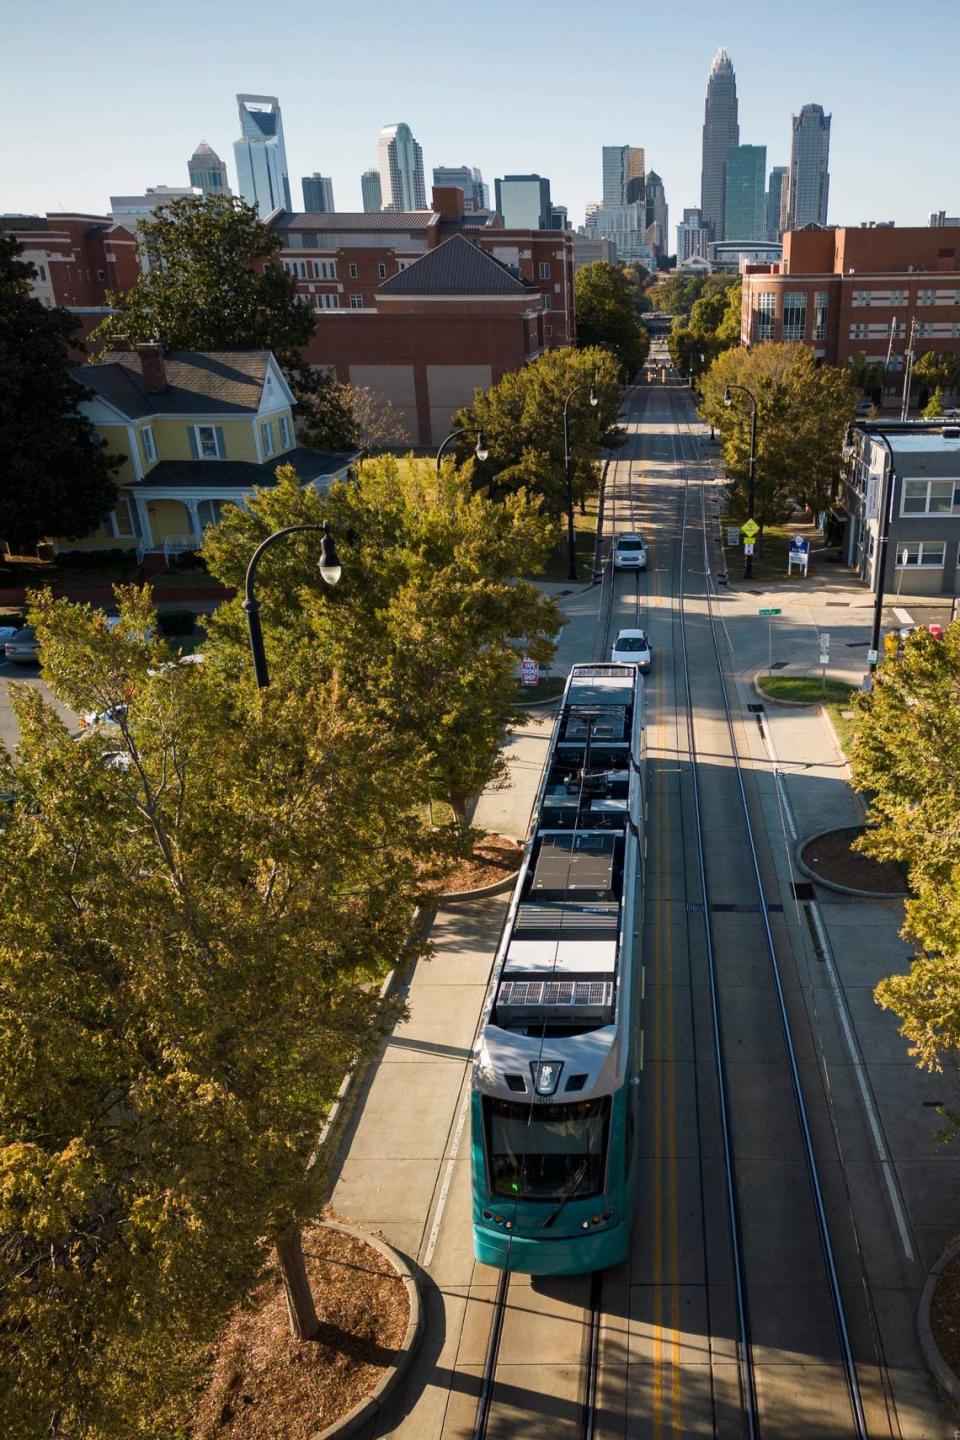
[613,533,647,571]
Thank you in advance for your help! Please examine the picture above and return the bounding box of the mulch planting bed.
[930,1249,960,1385]
[801,826,909,895]
[427,833,522,895]
[194,1223,409,1440]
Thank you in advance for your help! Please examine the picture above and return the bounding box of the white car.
[613,533,647,571]
[611,629,652,671]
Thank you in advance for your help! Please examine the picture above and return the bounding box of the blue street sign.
[789,535,810,555]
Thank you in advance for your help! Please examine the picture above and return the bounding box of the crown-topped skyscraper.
[700,49,739,242]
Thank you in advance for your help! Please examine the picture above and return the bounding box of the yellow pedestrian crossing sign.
[740,519,760,540]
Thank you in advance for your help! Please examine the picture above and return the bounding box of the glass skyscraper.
[187,142,230,197]
[724,146,767,242]
[784,105,831,230]
[233,95,291,214]
[377,123,427,211]
[700,50,739,241]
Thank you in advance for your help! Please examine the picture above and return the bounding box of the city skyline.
[3,0,957,231]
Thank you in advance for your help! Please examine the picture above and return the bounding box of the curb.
[753,672,816,707]
[793,830,907,901]
[918,1238,960,1405]
[312,1221,422,1440]
[433,868,520,903]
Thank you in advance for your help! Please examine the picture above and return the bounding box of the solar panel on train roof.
[530,833,615,895]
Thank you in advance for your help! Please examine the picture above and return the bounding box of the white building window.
[755,291,776,339]
[378,263,387,279]
[279,414,292,449]
[350,294,364,308]
[813,291,828,341]
[896,541,946,567]
[111,499,136,538]
[37,263,47,282]
[902,478,955,515]
[141,425,157,463]
[349,263,358,278]
[539,261,551,279]
[314,260,337,279]
[191,425,225,459]
[261,420,275,457]
[782,291,807,342]
[315,293,339,310]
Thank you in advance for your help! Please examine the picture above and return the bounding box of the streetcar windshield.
[483,1096,610,1200]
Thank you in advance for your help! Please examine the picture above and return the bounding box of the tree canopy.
[644,270,737,319]
[668,282,741,376]
[0,234,120,552]
[574,262,650,376]
[699,343,858,522]
[849,623,960,1074]
[451,347,623,522]
[202,461,560,835]
[0,585,429,1438]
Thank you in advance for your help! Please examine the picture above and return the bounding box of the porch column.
[184,497,202,538]
[133,496,154,549]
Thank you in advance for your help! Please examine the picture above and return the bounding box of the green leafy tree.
[913,351,960,410]
[452,347,623,523]
[0,586,430,1438]
[923,385,947,418]
[621,263,652,315]
[847,351,888,406]
[849,623,960,1074]
[669,283,741,376]
[202,462,560,840]
[645,270,736,319]
[575,262,650,376]
[699,343,858,525]
[0,234,120,552]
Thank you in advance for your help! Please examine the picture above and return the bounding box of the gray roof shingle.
[377,234,532,297]
[75,351,272,417]
[132,447,356,489]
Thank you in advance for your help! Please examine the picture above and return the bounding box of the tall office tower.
[550,205,569,230]
[361,169,383,212]
[187,142,231,197]
[233,95,291,213]
[723,145,766,241]
[302,174,334,211]
[700,49,739,241]
[433,165,489,211]
[601,146,645,208]
[677,208,710,262]
[766,165,787,242]
[378,123,427,210]
[495,174,552,229]
[644,172,668,257]
[783,104,831,230]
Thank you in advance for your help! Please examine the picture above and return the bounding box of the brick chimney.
[432,185,464,223]
[137,341,168,393]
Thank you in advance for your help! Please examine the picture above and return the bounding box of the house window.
[782,291,807,341]
[350,294,364,308]
[261,420,275,457]
[813,291,828,341]
[279,414,292,449]
[897,540,946,567]
[349,263,358,278]
[378,263,387,279]
[141,425,157,463]
[539,261,551,279]
[902,478,954,515]
[192,424,224,459]
[111,499,136,538]
[755,291,776,340]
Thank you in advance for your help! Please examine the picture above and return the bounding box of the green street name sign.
[759,608,782,616]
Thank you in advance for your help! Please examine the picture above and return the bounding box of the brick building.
[266,186,575,445]
[740,225,960,375]
[290,232,551,445]
[1,213,140,349]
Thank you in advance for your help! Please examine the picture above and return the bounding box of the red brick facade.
[740,226,960,375]
[1,213,140,350]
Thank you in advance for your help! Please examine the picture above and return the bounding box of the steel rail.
[668,387,760,1439]
[672,396,869,1439]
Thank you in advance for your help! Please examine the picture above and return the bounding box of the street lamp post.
[243,522,342,689]
[724,383,758,579]
[435,427,489,472]
[562,382,598,581]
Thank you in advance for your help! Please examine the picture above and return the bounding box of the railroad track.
[667,386,869,1438]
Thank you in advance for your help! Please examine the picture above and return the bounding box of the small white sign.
[820,632,830,649]
[867,648,878,666]
[744,541,755,556]
[819,652,830,666]
[521,658,540,687]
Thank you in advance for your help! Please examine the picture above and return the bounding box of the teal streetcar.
[470,663,645,1274]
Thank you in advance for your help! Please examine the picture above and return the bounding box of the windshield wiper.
[540,1159,589,1229]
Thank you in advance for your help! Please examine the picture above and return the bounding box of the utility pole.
[900,318,917,422]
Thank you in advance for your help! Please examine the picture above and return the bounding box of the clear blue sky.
[4,0,956,233]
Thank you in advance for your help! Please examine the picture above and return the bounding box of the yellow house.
[65,344,357,566]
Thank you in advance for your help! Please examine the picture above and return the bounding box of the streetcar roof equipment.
[504,939,617,975]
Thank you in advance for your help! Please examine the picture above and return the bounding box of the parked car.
[613,533,648,571]
[3,627,40,665]
[611,628,652,671]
